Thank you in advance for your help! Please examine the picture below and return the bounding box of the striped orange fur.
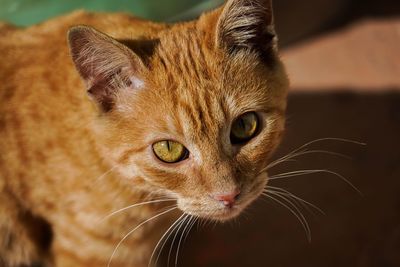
[0,0,288,266]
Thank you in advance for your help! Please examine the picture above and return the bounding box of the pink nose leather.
[213,190,241,207]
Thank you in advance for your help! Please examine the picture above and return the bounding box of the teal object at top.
[0,0,224,26]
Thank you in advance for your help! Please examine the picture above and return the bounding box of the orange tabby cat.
[0,0,288,266]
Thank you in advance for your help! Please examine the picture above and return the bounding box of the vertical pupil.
[239,118,246,130]
[166,141,171,151]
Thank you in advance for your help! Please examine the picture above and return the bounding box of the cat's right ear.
[68,26,145,112]
[215,0,276,56]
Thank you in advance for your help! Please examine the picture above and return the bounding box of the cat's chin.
[182,205,243,222]
[210,206,244,221]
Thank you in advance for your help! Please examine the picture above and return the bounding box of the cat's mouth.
[177,174,267,221]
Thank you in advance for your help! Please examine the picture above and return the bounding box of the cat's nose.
[212,189,241,208]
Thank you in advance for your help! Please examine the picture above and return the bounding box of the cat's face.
[69,0,288,221]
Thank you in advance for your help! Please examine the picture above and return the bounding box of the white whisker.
[175,215,194,267]
[94,165,118,183]
[102,199,176,221]
[284,138,366,159]
[265,137,366,170]
[183,216,197,245]
[295,137,366,149]
[262,192,311,242]
[265,186,324,215]
[267,191,311,233]
[266,149,350,170]
[107,206,177,267]
[149,213,186,267]
[167,214,189,266]
[270,169,361,195]
[270,169,329,179]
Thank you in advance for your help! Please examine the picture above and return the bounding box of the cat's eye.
[152,140,189,163]
[230,112,259,144]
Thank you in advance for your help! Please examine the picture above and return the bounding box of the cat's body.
[0,11,171,267]
[0,1,288,266]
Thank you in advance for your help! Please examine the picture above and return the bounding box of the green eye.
[230,112,259,144]
[152,140,189,163]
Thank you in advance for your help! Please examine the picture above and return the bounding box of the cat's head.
[68,0,288,221]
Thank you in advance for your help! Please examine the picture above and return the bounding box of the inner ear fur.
[68,26,145,112]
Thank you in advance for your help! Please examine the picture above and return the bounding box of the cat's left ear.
[68,26,145,111]
[216,0,276,54]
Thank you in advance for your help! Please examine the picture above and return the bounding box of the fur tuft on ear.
[68,26,145,112]
[216,0,276,54]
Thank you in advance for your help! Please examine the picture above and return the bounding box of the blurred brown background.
[165,1,400,266]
